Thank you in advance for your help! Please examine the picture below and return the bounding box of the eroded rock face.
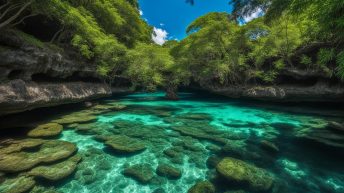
[28,123,63,138]
[216,157,274,192]
[0,31,114,116]
[0,140,77,173]
[207,83,344,102]
[0,80,111,116]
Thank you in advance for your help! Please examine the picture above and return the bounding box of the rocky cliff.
[0,30,112,116]
[200,68,344,102]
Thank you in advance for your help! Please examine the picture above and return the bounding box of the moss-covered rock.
[0,139,44,155]
[52,111,97,124]
[216,157,274,192]
[187,181,215,193]
[123,164,154,183]
[172,126,228,144]
[0,140,77,173]
[27,154,81,181]
[99,135,146,153]
[156,163,182,179]
[28,123,63,138]
[29,186,61,193]
[0,176,35,193]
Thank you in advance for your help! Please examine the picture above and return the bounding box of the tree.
[0,0,35,30]
[125,43,175,93]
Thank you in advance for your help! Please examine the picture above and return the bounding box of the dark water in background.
[0,92,343,193]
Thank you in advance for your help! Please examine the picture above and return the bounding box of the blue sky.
[138,0,233,44]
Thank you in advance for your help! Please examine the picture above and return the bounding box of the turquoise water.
[2,92,342,193]
[49,92,343,193]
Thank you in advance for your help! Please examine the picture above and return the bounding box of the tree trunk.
[165,84,179,100]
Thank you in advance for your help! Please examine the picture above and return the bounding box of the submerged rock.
[296,119,344,149]
[29,185,61,193]
[100,135,146,154]
[0,140,77,173]
[27,154,81,181]
[0,176,35,193]
[176,113,213,121]
[27,123,63,138]
[52,111,97,124]
[122,164,154,183]
[260,140,279,153]
[187,181,215,193]
[172,125,228,144]
[156,163,182,179]
[0,139,44,155]
[216,157,274,192]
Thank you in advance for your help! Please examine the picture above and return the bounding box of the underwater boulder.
[216,157,274,192]
[122,164,155,184]
[156,163,182,179]
[0,140,77,173]
[27,123,63,138]
[27,154,81,181]
[0,176,35,193]
[187,181,215,193]
[102,135,146,154]
[163,147,184,164]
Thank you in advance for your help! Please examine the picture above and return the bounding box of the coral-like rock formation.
[28,123,63,138]
[216,157,274,192]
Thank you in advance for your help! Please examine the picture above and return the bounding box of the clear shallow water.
[3,92,343,193]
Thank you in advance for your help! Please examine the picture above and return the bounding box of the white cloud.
[160,23,165,26]
[139,10,143,16]
[152,27,168,45]
[243,8,263,23]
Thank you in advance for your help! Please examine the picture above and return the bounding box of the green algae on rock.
[0,176,35,193]
[156,163,182,179]
[28,123,63,138]
[96,135,146,153]
[123,164,155,184]
[29,185,61,193]
[187,181,215,193]
[0,139,45,155]
[0,140,77,173]
[27,154,81,181]
[52,111,97,125]
[216,157,274,192]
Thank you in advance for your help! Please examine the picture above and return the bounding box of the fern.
[317,48,335,67]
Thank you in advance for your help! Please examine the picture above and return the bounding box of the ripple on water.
[47,92,344,193]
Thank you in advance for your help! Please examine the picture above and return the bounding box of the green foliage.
[12,29,45,48]
[25,0,152,79]
[316,48,335,67]
[300,55,312,69]
[336,51,344,80]
[125,43,175,91]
